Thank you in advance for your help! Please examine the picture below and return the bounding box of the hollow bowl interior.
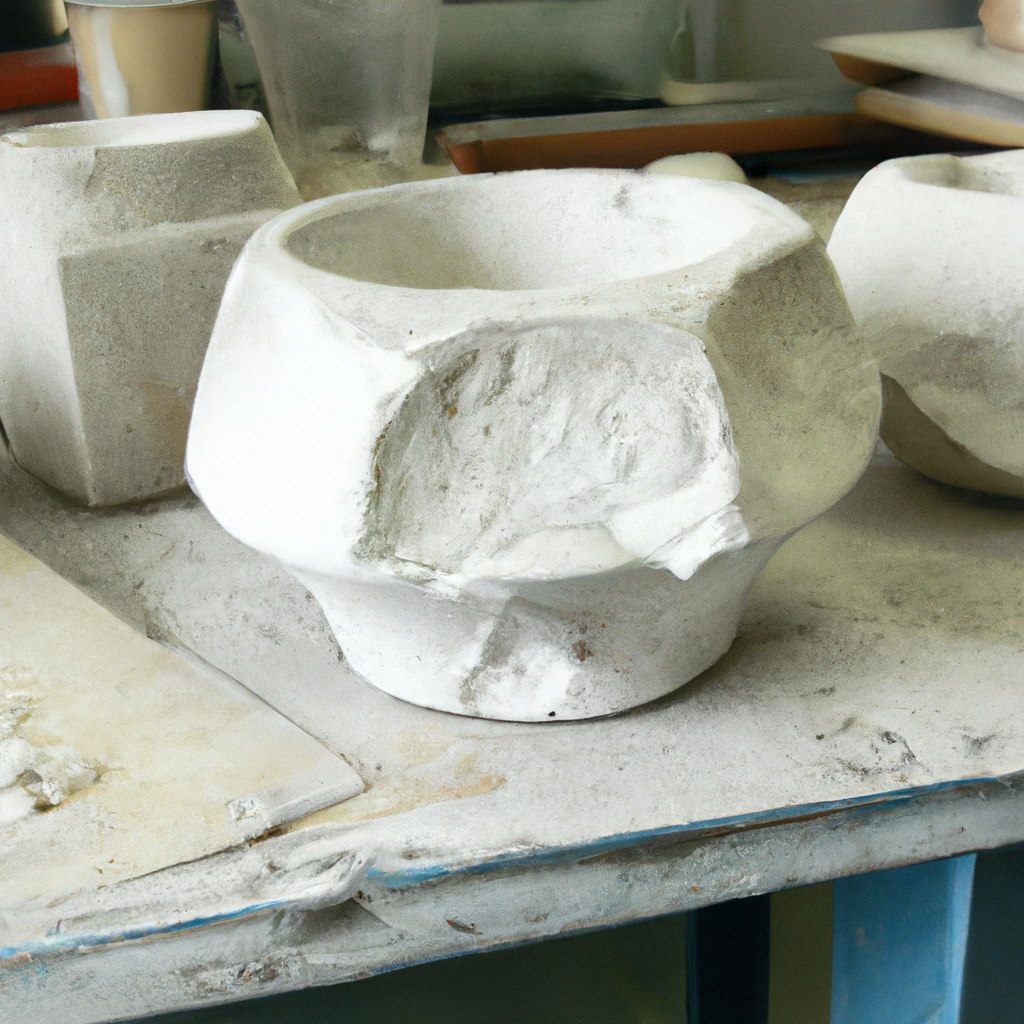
[899,153,1024,199]
[286,171,761,292]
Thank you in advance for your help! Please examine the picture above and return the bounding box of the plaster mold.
[0,110,300,505]
[187,169,880,721]
[828,149,1024,497]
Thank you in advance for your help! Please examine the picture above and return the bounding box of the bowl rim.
[259,167,810,299]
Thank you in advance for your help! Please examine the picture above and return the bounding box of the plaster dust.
[2,429,1022,896]
[0,532,362,925]
[0,685,98,823]
[293,443,1024,881]
[748,172,862,244]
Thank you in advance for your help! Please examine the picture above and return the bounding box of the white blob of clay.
[644,152,748,184]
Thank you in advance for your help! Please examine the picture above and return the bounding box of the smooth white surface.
[187,169,880,720]
[645,151,749,183]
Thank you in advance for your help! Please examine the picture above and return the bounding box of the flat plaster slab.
[0,528,363,938]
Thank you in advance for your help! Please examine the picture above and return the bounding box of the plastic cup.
[65,0,216,118]
[234,0,443,198]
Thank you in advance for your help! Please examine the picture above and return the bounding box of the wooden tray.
[437,97,902,173]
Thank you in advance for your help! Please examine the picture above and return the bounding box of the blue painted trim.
[367,775,1000,889]
[0,900,286,961]
[0,774,1002,963]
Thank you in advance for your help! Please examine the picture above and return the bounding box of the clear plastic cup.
[235,0,443,198]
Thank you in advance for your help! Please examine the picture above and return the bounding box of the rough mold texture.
[828,149,1024,496]
[0,109,300,506]
[187,169,880,720]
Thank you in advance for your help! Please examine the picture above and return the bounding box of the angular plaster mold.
[828,149,1024,497]
[187,169,881,721]
[0,109,300,506]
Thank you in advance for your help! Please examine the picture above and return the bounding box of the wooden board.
[441,112,902,174]
[857,75,1024,147]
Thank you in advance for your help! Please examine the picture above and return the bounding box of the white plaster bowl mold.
[0,110,300,506]
[187,169,881,721]
[829,149,1024,498]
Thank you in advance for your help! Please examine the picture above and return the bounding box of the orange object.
[441,113,903,174]
[0,43,78,113]
[829,53,908,87]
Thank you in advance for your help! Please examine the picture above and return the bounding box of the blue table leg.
[831,854,977,1024]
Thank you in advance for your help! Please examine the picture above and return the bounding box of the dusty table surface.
[1,438,1023,1023]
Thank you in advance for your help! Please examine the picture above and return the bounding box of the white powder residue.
[0,683,98,825]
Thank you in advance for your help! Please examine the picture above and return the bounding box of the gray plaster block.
[0,109,300,505]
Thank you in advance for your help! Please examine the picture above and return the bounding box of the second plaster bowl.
[187,169,880,721]
[829,150,1024,497]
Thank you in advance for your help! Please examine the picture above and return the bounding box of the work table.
[1,438,1022,1022]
